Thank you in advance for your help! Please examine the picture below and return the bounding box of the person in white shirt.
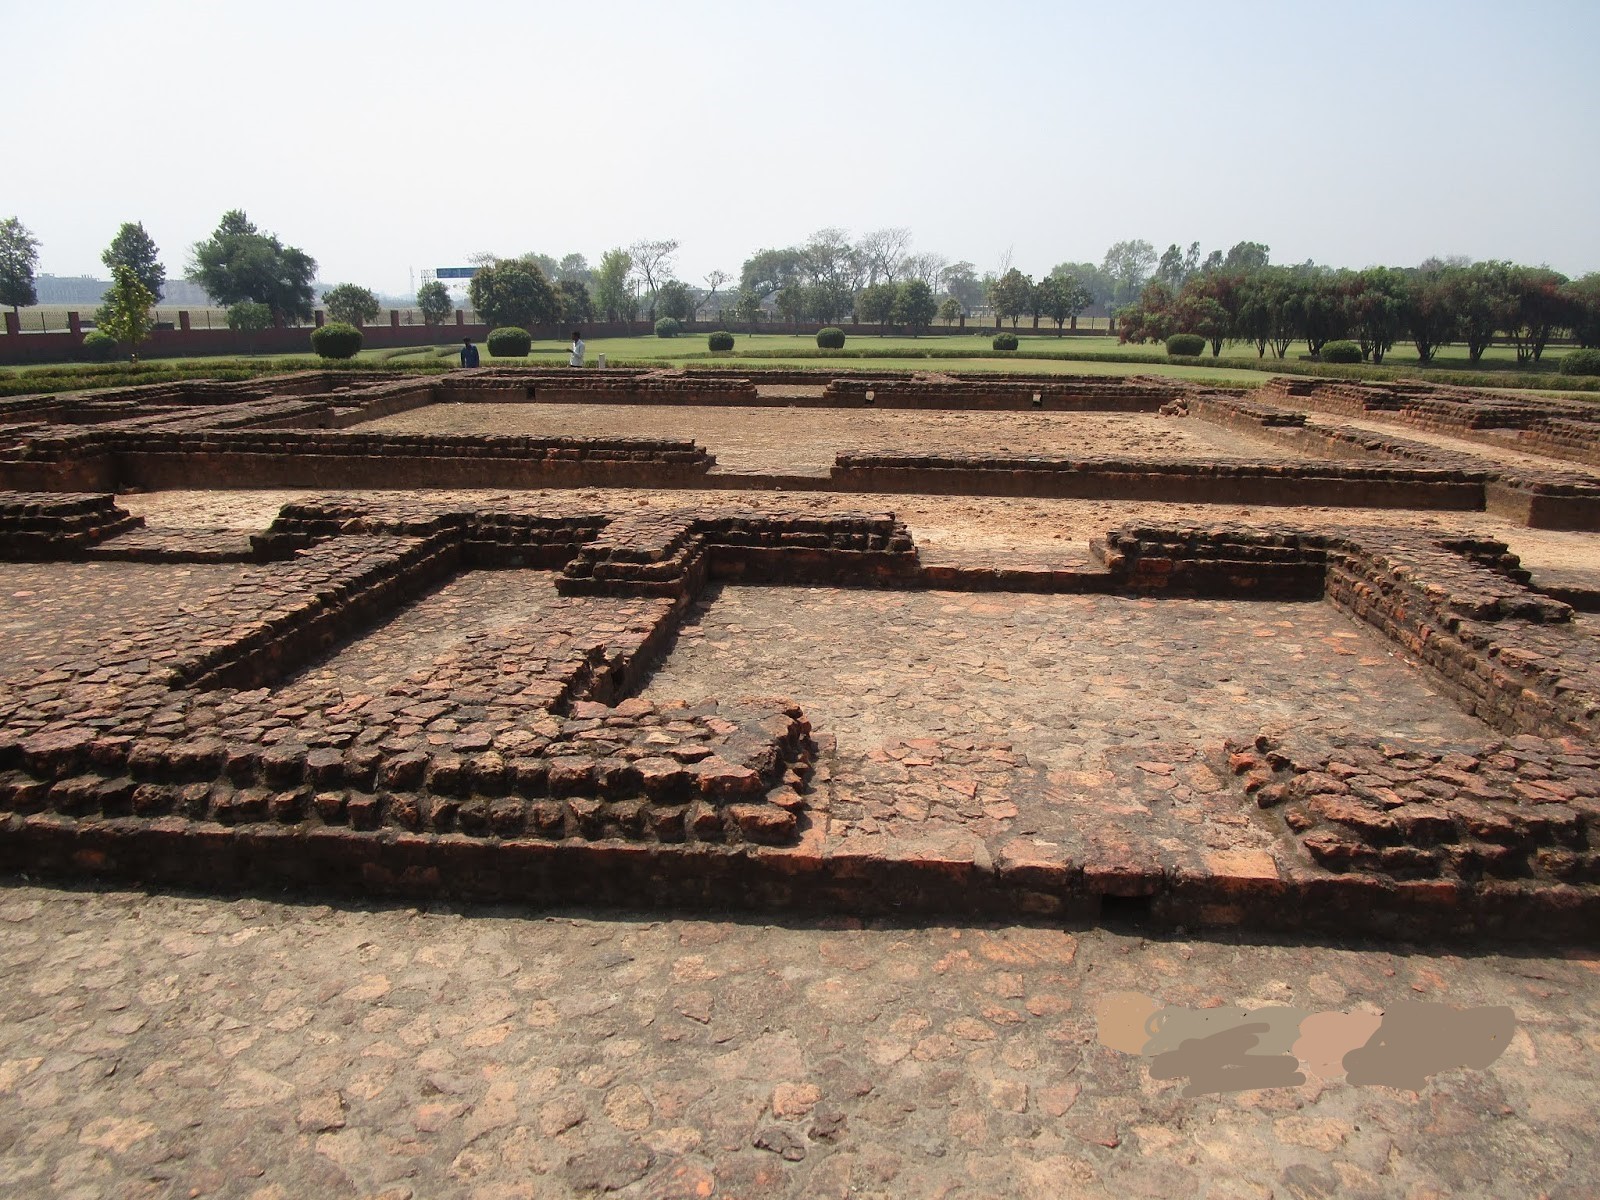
[568,330,585,367]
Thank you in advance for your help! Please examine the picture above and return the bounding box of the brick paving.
[1,884,1595,1200]
[0,562,254,679]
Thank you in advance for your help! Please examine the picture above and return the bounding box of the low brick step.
[85,527,259,563]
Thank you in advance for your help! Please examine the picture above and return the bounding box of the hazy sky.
[7,0,1598,295]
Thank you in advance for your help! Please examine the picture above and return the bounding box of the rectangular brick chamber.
[635,584,1492,787]
[357,403,1309,477]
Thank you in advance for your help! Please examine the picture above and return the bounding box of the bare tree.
[698,269,730,320]
[856,227,913,287]
[627,239,679,319]
[902,252,949,291]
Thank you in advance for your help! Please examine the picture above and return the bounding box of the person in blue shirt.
[460,337,480,368]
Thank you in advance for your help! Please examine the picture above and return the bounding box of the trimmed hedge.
[1165,333,1206,357]
[992,333,1019,351]
[486,327,532,357]
[82,330,118,361]
[707,330,735,352]
[655,317,684,338]
[1321,340,1362,364]
[1558,348,1600,376]
[816,327,846,349]
[309,322,363,360]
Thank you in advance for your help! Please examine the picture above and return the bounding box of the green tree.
[226,301,273,331]
[1176,293,1230,357]
[774,282,805,326]
[468,257,557,329]
[1100,240,1157,307]
[937,296,962,325]
[656,280,694,322]
[739,246,806,302]
[1155,241,1201,290]
[856,282,897,334]
[557,254,593,286]
[94,263,156,362]
[322,283,381,326]
[1345,267,1408,364]
[593,248,635,321]
[1403,268,1457,364]
[417,280,453,326]
[0,217,40,317]
[892,279,937,335]
[988,269,1033,330]
[1284,269,1349,357]
[102,221,165,303]
[1443,262,1515,364]
[734,288,764,334]
[941,261,985,314]
[1221,241,1272,272]
[188,210,316,324]
[1564,274,1600,348]
[1505,266,1569,362]
[556,279,593,324]
[1037,272,1093,336]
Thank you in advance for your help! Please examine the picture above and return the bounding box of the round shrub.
[655,317,683,338]
[82,330,118,361]
[707,330,735,352]
[992,333,1018,351]
[1165,333,1206,357]
[816,327,846,349]
[1321,340,1362,364]
[310,322,362,360]
[486,327,532,357]
[1558,348,1600,376]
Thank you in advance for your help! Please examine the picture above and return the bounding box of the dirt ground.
[359,405,1302,476]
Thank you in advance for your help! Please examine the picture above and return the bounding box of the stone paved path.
[0,884,1594,1199]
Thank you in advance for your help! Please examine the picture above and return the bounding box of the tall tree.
[656,280,694,322]
[557,253,592,286]
[1155,241,1201,290]
[988,269,1034,330]
[699,270,730,320]
[0,217,40,317]
[856,282,897,334]
[941,261,985,314]
[856,227,912,286]
[1564,274,1600,348]
[556,279,593,323]
[1221,241,1272,272]
[892,279,937,336]
[94,264,156,362]
[627,239,679,320]
[1403,267,1458,364]
[1345,267,1408,364]
[1036,273,1093,335]
[417,280,453,326]
[593,248,635,321]
[468,257,557,329]
[1100,240,1157,307]
[800,228,859,322]
[322,283,381,326]
[187,210,316,324]
[102,221,165,303]
[1505,266,1569,362]
[739,247,806,301]
[1443,261,1516,364]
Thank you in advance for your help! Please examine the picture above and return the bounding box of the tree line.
[3,215,1597,360]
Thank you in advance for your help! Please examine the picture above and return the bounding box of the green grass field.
[5,330,1597,400]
